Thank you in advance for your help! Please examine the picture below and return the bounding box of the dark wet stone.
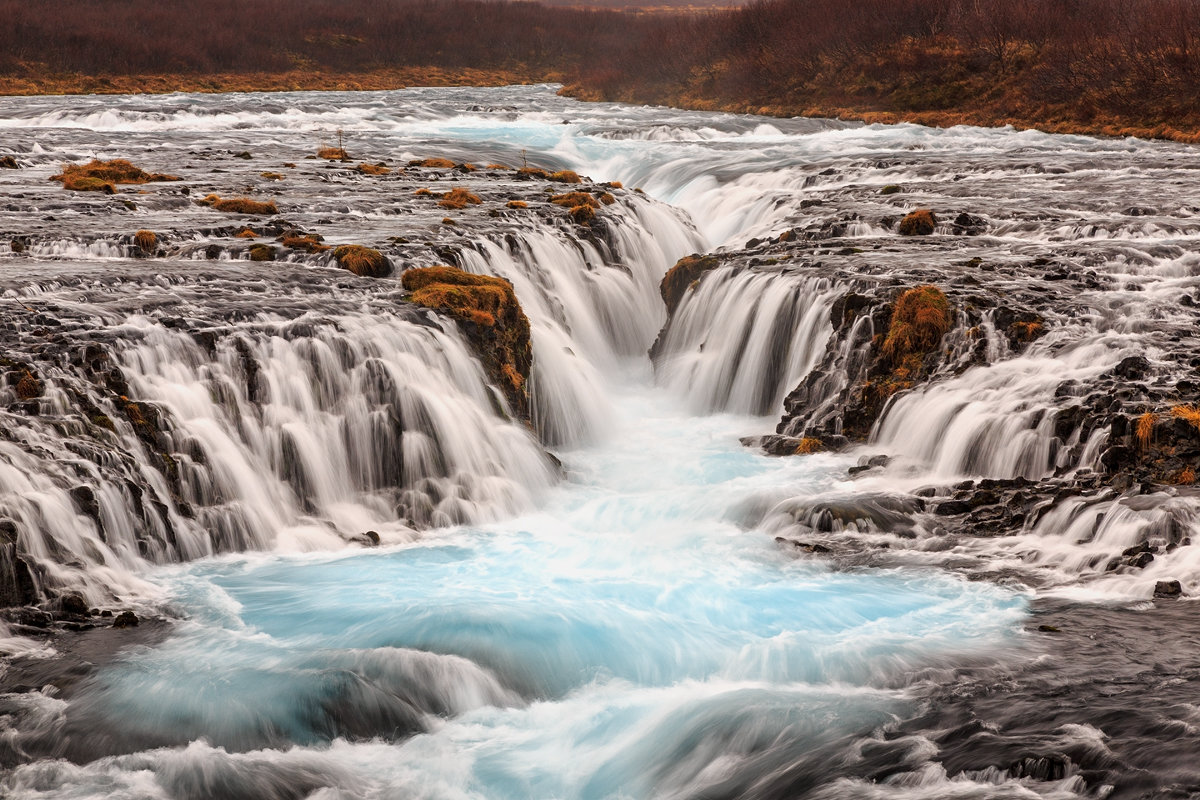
[1154,579,1183,598]
[112,610,139,628]
[1112,355,1151,379]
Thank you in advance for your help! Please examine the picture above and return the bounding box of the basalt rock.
[660,254,722,314]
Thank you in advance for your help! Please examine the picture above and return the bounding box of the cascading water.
[2,85,1200,797]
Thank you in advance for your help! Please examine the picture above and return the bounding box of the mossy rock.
[333,245,392,278]
[660,254,721,314]
[248,244,276,262]
[401,266,532,420]
[898,209,937,236]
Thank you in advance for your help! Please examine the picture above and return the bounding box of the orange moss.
[550,191,598,208]
[517,166,549,179]
[317,146,350,161]
[15,370,41,400]
[415,158,455,168]
[332,245,391,278]
[568,204,595,225]
[898,209,937,236]
[597,192,616,206]
[606,181,623,189]
[486,163,510,170]
[1010,320,1044,342]
[438,187,482,209]
[442,217,457,225]
[355,163,391,175]
[1136,412,1157,451]
[401,266,532,418]
[133,229,157,252]
[660,254,720,314]
[506,200,528,209]
[414,188,434,196]
[235,227,258,238]
[52,158,180,192]
[280,233,329,253]
[548,170,582,183]
[205,196,278,215]
[794,437,824,454]
[882,285,953,365]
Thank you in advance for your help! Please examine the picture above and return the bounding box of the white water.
[4,84,1200,796]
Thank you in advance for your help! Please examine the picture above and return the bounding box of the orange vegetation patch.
[235,227,258,238]
[794,437,824,454]
[1136,412,1157,451]
[260,171,284,180]
[516,166,548,179]
[280,233,329,253]
[549,170,582,184]
[486,163,510,170]
[15,370,42,400]
[355,163,391,175]
[133,230,157,252]
[52,158,181,193]
[415,158,455,168]
[882,285,953,365]
[317,147,350,161]
[197,194,278,215]
[401,265,532,417]
[414,188,434,197]
[1170,404,1200,432]
[438,187,482,209]
[598,192,616,206]
[248,243,276,262]
[1178,466,1197,485]
[568,204,595,225]
[332,245,391,278]
[550,191,598,209]
[898,209,937,236]
[660,254,720,314]
[1010,320,1044,342]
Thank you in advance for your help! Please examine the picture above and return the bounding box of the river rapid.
[1,85,1199,798]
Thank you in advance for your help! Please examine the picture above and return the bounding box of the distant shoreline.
[4,70,1199,145]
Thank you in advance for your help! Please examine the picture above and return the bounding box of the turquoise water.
[56,384,1027,798]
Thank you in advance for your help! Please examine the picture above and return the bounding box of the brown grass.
[280,233,329,253]
[516,166,549,179]
[1010,320,1044,342]
[260,171,285,180]
[15,370,41,400]
[548,170,582,183]
[506,200,528,209]
[898,209,937,236]
[201,195,278,215]
[438,187,482,209]
[332,244,391,277]
[550,191,598,208]
[882,285,953,365]
[794,437,824,454]
[52,158,180,192]
[415,158,455,168]
[569,204,595,225]
[486,163,510,170]
[133,230,157,252]
[235,227,258,238]
[1170,405,1200,433]
[414,188,434,197]
[355,163,391,175]
[1136,412,1157,451]
[317,146,350,161]
[1177,465,1197,485]
[597,191,616,206]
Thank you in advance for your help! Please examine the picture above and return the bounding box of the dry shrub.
[1135,412,1157,451]
[415,158,455,168]
[205,196,278,215]
[898,209,937,236]
[438,187,482,209]
[280,233,329,253]
[1177,465,1197,484]
[332,245,391,278]
[133,229,157,252]
[882,285,953,365]
[355,163,391,175]
[550,191,598,208]
[794,437,824,454]
[52,158,181,193]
